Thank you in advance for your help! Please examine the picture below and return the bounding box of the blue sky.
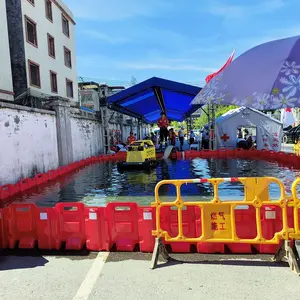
[64,0,300,87]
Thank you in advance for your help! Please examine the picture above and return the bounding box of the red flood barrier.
[106,202,139,251]
[254,205,282,254]
[56,203,86,250]
[230,207,256,253]
[138,207,155,252]
[85,207,110,251]
[1,149,300,254]
[0,208,6,248]
[160,206,197,253]
[18,178,36,192]
[36,207,60,250]
[6,204,37,249]
[0,184,18,200]
[0,201,298,254]
[1,148,300,203]
[34,173,49,185]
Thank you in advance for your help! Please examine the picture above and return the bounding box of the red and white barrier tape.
[192,177,239,183]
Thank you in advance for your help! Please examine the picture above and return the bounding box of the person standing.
[169,128,176,146]
[189,130,195,145]
[197,129,202,149]
[202,126,209,149]
[157,112,169,149]
[127,132,136,145]
[178,127,185,151]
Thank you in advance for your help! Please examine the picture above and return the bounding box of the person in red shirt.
[169,128,176,146]
[157,112,169,148]
[127,132,136,145]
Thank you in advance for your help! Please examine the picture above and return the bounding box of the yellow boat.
[117,140,158,171]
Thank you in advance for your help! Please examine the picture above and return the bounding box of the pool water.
[11,158,299,207]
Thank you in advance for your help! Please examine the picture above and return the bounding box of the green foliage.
[160,105,238,130]
[169,121,186,130]
[193,105,238,129]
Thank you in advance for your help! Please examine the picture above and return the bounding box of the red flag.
[205,49,235,83]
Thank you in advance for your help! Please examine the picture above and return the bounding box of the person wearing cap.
[157,112,169,149]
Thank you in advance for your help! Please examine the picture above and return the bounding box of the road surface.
[0,251,299,300]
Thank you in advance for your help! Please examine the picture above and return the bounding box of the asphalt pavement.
[1,251,299,300]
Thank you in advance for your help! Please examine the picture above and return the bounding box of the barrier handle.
[268,177,286,201]
[106,202,137,209]
[292,178,300,202]
[56,202,85,212]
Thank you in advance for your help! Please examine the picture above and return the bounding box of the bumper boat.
[117,140,158,171]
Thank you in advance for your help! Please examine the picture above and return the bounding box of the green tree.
[169,121,186,130]
[193,105,238,129]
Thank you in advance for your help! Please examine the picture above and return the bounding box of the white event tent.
[215,107,283,151]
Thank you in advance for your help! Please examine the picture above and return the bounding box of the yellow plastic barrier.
[294,142,300,156]
[290,178,300,239]
[150,177,300,273]
[151,177,293,244]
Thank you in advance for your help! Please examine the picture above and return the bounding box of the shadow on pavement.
[154,257,288,269]
[106,252,288,269]
[0,248,97,271]
[0,254,49,271]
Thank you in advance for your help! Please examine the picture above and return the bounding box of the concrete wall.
[0,102,58,185]
[71,116,103,161]
[21,0,78,101]
[0,100,150,185]
[1,0,15,100]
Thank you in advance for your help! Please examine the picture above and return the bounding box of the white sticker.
[89,212,97,220]
[40,212,48,220]
[265,211,276,219]
[143,212,152,220]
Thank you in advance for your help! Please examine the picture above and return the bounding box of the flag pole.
[204,49,235,150]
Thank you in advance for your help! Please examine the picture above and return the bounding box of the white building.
[0,0,14,101]
[5,0,78,102]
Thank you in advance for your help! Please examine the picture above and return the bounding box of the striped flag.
[205,49,236,83]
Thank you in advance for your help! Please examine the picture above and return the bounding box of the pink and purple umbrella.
[191,35,300,110]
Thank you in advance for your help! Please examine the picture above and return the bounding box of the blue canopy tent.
[107,77,202,124]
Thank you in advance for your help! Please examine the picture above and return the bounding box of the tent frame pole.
[212,104,217,150]
[208,102,211,150]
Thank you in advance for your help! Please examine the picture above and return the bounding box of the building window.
[50,71,58,93]
[62,15,69,37]
[27,0,35,6]
[45,0,53,22]
[64,47,72,68]
[66,79,74,98]
[48,34,55,58]
[28,60,41,88]
[25,16,38,47]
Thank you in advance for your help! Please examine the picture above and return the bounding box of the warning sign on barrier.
[204,204,232,239]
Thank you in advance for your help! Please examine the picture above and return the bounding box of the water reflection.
[11,158,300,207]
